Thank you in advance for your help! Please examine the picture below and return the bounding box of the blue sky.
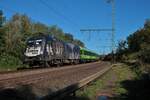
[0,0,150,54]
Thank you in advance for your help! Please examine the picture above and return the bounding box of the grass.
[76,80,104,99]
[76,63,137,100]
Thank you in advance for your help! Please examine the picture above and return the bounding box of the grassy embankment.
[75,63,138,100]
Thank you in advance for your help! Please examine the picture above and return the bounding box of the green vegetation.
[95,19,150,100]
[76,64,137,100]
[0,10,85,70]
[77,78,104,99]
[115,19,150,73]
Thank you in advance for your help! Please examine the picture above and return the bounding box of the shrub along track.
[0,61,111,99]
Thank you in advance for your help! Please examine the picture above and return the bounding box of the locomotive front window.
[27,39,43,47]
[27,41,34,47]
[35,40,43,46]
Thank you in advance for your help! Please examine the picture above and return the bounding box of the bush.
[139,43,150,64]
[0,53,22,70]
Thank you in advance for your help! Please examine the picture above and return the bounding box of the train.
[24,33,99,67]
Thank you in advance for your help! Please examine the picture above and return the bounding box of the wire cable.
[38,0,80,30]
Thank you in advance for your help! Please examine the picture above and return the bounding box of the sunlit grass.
[76,63,137,99]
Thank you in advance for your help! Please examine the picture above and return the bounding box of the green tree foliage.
[116,19,150,64]
[0,10,3,27]
[21,14,32,39]
[3,13,29,57]
[64,33,73,42]
[127,29,150,53]
[139,43,150,63]
[32,22,49,34]
[116,40,128,61]
[0,10,6,51]
[144,19,150,29]
[48,25,64,39]
[47,25,85,47]
[127,20,150,53]
[0,10,5,27]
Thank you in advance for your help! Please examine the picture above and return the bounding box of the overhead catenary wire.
[80,0,116,62]
[0,4,39,23]
[0,0,80,32]
[0,5,18,15]
[38,0,80,30]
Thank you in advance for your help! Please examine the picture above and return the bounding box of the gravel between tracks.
[0,61,111,98]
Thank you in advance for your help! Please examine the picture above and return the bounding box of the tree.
[139,43,150,63]
[116,40,127,61]
[0,10,6,27]
[48,25,65,39]
[73,39,85,47]
[126,19,150,64]
[127,30,141,52]
[21,14,32,40]
[64,33,73,43]
[144,19,150,29]
[127,29,150,53]
[32,22,49,34]
[0,10,6,53]
[3,14,32,57]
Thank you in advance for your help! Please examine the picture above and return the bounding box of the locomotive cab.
[24,34,55,66]
[25,37,45,57]
[24,35,49,65]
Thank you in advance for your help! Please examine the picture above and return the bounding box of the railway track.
[0,61,112,100]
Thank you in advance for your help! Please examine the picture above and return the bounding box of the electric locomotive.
[24,33,80,67]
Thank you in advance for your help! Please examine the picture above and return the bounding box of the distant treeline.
[0,10,84,69]
[103,19,150,73]
[114,19,150,73]
[109,19,150,74]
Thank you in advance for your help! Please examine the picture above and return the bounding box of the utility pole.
[108,0,116,63]
[80,0,116,63]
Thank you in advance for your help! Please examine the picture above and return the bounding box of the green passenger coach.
[80,47,99,62]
